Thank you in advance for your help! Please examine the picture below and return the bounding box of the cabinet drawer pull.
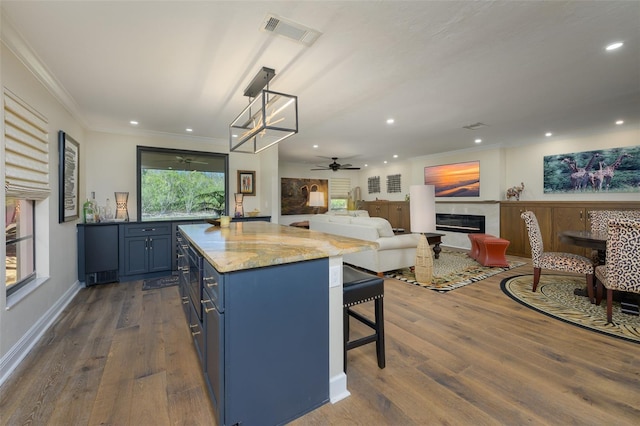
[191,331,201,336]
[182,299,189,304]
[142,228,156,232]
[202,299,216,313]
[177,254,184,258]
[189,323,198,329]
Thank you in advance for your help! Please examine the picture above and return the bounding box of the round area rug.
[501,274,640,344]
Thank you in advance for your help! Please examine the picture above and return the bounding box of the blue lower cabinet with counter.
[183,238,329,426]
[119,222,172,280]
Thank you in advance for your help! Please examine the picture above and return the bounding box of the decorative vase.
[414,233,433,284]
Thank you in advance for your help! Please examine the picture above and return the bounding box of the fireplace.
[436,213,486,234]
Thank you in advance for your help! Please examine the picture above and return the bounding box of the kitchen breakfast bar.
[177,222,377,426]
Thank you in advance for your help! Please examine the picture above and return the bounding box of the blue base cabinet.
[200,256,330,426]
[119,222,172,279]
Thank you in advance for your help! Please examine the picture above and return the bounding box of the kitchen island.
[178,222,377,425]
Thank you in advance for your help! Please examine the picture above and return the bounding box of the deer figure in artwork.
[506,182,525,200]
[589,161,607,191]
[561,157,580,190]
[601,152,632,190]
[574,153,602,191]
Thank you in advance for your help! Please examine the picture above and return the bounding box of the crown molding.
[1,12,89,129]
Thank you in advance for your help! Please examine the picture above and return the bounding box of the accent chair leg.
[532,267,541,292]
[595,279,603,306]
[586,273,595,304]
[606,288,613,324]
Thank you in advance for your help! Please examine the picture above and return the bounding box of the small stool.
[342,265,385,371]
[477,237,510,267]
[468,233,495,260]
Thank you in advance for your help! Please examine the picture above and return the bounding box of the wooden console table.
[426,232,445,259]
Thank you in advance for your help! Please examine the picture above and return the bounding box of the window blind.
[4,88,50,200]
[330,177,350,200]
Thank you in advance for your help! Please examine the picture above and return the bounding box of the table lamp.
[410,185,436,284]
[114,191,129,221]
[309,191,325,214]
[234,193,244,217]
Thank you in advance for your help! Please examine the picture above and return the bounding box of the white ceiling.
[2,1,639,169]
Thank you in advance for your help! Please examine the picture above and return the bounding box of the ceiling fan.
[175,155,207,165]
[311,157,361,172]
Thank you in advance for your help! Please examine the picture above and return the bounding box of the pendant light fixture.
[229,67,298,153]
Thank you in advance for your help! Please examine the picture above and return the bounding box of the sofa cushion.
[328,215,352,224]
[310,214,331,223]
[376,233,420,250]
[351,217,394,237]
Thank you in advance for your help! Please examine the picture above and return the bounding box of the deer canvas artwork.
[543,146,640,194]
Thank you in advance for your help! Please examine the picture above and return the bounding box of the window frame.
[5,198,36,296]
[136,146,229,222]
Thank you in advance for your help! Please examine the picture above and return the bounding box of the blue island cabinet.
[201,256,330,426]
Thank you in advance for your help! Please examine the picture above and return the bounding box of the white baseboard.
[0,280,82,387]
[329,372,350,403]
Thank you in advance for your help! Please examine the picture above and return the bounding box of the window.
[5,198,36,294]
[4,88,49,296]
[329,178,351,210]
[137,146,229,221]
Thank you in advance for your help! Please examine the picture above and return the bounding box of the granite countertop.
[179,222,378,273]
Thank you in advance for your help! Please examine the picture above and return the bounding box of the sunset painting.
[424,161,480,197]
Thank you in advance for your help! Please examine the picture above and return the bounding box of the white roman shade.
[330,177,350,201]
[3,88,50,200]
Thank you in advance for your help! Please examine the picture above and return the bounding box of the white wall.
[84,131,267,220]
[1,43,85,381]
[503,128,640,201]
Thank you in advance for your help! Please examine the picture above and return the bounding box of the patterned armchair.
[595,218,640,323]
[588,210,640,264]
[520,211,595,301]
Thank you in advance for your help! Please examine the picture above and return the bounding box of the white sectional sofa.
[309,213,419,275]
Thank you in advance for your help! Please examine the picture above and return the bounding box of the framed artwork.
[58,130,80,222]
[237,170,256,195]
[281,178,329,215]
[543,145,640,193]
[424,160,480,197]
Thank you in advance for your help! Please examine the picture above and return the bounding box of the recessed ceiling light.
[130,120,138,125]
[474,139,482,144]
[605,41,624,51]
[615,120,624,125]
[186,128,193,132]
[383,160,388,164]
[364,164,368,167]
[386,118,395,124]
[545,132,553,137]
[313,144,319,148]
[393,154,398,158]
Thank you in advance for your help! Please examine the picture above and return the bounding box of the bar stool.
[342,265,385,371]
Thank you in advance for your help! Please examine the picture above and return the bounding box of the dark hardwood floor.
[1,252,638,425]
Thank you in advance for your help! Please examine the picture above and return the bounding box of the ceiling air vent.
[261,14,322,46]
[462,122,489,130]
